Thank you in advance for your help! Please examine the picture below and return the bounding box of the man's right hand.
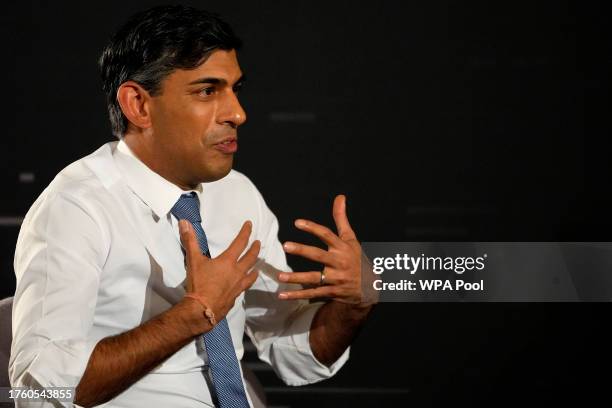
[179,219,260,332]
[74,222,259,407]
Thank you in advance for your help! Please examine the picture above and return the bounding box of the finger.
[237,240,261,271]
[293,219,343,248]
[221,220,253,260]
[332,194,357,241]
[278,271,327,285]
[283,242,336,266]
[179,220,205,268]
[278,286,335,300]
[239,269,260,292]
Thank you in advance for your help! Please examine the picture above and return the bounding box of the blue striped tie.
[171,192,250,408]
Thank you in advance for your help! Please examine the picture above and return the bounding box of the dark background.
[1,1,611,406]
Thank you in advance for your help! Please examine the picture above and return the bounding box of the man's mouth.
[213,137,238,154]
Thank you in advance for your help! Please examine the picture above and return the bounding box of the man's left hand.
[278,194,365,304]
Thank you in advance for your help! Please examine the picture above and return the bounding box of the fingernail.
[295,219,306,228]
[278,273,288,282]
[283,242,295,251]
[278,293,288,299]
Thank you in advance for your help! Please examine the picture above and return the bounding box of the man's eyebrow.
[187,75,246,86]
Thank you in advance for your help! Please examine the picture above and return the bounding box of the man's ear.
[116,81,153,130]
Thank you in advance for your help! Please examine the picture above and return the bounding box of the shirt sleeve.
[10,190,109,406]
[243,186,349,386]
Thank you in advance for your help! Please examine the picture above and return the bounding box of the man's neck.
[122,133,197,191]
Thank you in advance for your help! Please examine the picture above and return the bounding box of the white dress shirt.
[10,140,349,407]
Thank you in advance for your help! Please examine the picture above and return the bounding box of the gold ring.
[319,270,326,286]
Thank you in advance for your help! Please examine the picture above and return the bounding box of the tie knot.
[170,192,202,223]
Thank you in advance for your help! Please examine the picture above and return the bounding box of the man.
[10,5,373,407]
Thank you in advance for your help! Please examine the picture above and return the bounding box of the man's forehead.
[178,49,243,83]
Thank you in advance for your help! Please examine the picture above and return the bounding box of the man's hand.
[74,222,260,407]
[179,220,261,328]
[277,195,366,305]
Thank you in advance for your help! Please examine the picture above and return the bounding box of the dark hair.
[98,5,242,138]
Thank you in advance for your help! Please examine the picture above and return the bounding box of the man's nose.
[218,90,247,128]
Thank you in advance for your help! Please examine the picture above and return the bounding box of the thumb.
[179,220,205,271]
[333,194,356,240]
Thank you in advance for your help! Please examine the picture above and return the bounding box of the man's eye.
[233,83,243,94]
[200,87,216,96]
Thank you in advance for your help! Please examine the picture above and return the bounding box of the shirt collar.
[115,139,203,219]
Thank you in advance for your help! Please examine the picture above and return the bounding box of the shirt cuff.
[11,337,101,407]
[272,302,350,386]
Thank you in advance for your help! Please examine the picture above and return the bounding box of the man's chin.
[199,161,233,183]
